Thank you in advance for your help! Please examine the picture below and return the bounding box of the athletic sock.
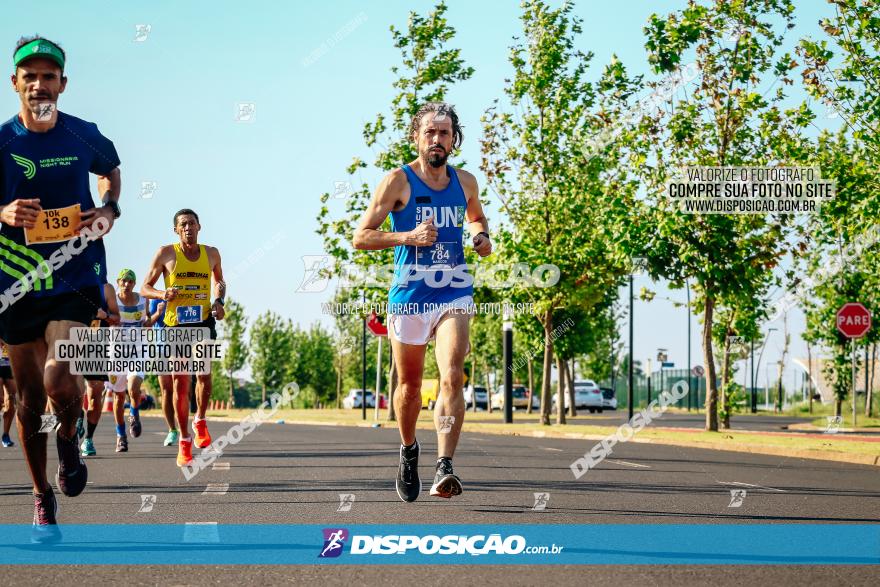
[115,424,125,437]
[401,440,418,456]
[130,406,139,418]
[180,436,192,443]
[86,422,97,439]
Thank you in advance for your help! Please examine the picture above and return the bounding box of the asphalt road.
[0,416,877,584]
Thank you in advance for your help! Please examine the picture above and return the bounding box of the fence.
[600,369,716,412]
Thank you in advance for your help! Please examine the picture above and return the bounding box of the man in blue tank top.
[0,36,122,539]
[353,102,492,502]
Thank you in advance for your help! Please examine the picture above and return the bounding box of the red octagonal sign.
[837,302,872,339]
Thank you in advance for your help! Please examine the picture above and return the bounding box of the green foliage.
[249,311,294,399]
[481,0,643,424]
[638,0,808,430]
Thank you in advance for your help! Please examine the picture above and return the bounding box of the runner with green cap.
[1,35,122,540]
[106,268,163,452]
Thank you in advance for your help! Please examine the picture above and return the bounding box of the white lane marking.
[718,481,786,493]
[540,447,564,452]
[203,483,229,495]
[606,459,651,468]
[212,462,230,471]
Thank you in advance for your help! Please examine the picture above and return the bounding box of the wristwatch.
[103,199,121,219]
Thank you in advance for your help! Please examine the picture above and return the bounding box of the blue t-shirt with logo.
[388,164,473,313]
[0,111,119,297]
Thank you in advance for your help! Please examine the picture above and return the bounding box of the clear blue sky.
[4,1,839,392]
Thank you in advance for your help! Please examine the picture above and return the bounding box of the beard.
[424,146,449,168]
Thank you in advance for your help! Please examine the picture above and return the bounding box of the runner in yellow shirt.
[141,209,225,467]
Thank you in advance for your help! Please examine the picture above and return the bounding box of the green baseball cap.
[117,268,136,282]
[13,38,65,71]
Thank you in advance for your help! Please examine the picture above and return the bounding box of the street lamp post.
[628,273,634,420]
[503,305,513,424]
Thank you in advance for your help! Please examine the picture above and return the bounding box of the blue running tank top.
[388,164,473,314]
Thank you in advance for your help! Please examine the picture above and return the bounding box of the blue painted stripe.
[0,524,877,565]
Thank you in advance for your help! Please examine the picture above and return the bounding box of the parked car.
[600,387,618,410]
[491,385,530,410]
[342,389,375,409]
[421,379,440,409]
[553,380,604,413]
[464,385,489,409]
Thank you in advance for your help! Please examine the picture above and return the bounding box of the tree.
[799,0,880,155]
[249,311,294,403]
[316,0,474,307]
[290,323,336,406]
[798,1,880,417]
[801,131,879,416]
[219,298,247,408]
[481,0,642,425]
[639,0,810,430]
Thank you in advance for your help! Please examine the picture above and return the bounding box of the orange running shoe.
[177,438,194,467]
[193,419,212,449]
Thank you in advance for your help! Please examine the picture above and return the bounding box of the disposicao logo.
[319,528,348,558]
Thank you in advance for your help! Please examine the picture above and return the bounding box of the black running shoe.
[31,487,61,544]
[55,433,88,498]
[116,435,128,453]
[395,440,421,502]
[129,413,142,438]
[429,457,462,498]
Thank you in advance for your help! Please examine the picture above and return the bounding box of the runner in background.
[79,281,119,457]
[141,209,226,467]
[0,341,17,447]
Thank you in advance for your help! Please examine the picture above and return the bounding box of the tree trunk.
[565,358,577,417]
[387,352,397,422]
[261,382,266,404]
[540,310,554,426]
[229,376,235,409]
[703,295,719,431]
[720,335,732,429]
[335,354,343,409]
[526,357,534,415]
[778,312,790,413]
[807,343,814,414]
[484,363,493,414]
[556,353,566,425]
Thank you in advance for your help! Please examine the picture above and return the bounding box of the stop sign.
[367,312,388,337]
[836,303,872,339]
